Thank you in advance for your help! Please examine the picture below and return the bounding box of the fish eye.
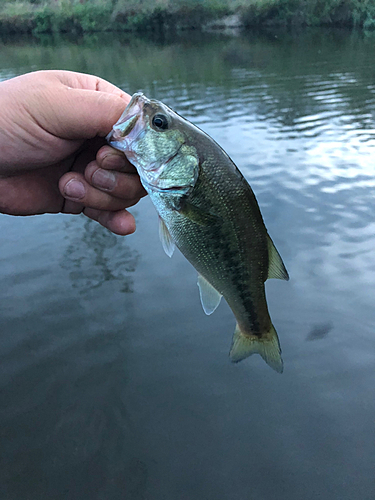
[152,114,169,130]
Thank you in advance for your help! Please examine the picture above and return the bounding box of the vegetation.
[240,0,375,30]
[0,0,374,35]
[0,0,231,34]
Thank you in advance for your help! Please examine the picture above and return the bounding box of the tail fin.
[229,323,283,373]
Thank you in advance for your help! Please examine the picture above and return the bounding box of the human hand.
[0,70,146,235]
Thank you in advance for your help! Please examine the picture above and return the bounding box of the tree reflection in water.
[61,216,139,294]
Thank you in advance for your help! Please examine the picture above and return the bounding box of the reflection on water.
[61,217,139,293]
[1,29,375,500]
[0,213,145,499]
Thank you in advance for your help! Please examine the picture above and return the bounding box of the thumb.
[47,87,131,140]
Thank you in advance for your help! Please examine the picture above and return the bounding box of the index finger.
[35,71,132,139]
[50,70,128,98]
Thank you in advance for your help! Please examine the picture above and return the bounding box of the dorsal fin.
[267,234,289,281]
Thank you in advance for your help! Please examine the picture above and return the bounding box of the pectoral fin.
[197,274,222,315]
[267,234,289,281]
[159,217,175,258]
[180,202,220,226]
[230,323,283,373]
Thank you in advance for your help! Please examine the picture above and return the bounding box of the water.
[1,29,375,499]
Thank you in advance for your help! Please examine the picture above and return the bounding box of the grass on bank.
[0,0,374,34]
[0,0,232,34]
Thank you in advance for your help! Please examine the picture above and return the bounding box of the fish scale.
[107,92,289,373]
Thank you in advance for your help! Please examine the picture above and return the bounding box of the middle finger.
[85,161,146,201]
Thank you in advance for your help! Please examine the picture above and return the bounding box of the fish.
[107,93,289,372]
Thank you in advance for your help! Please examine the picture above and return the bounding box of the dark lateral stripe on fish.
[202,223,262,334]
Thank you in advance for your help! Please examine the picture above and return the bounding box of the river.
[0,28,374,500]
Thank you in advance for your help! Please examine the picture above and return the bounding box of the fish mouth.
[113,114,138,138]
[106,92,148,148]
[141,179,187,194]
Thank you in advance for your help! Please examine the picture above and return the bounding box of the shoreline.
[0,1,374,36]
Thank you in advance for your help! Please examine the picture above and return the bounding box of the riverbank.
[241,0,375,30]
[0,0,374,35]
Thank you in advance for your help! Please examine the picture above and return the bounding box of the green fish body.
[107,93,289,372]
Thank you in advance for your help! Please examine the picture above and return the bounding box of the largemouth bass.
[107,93,289,372]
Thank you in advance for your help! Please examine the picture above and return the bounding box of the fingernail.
[92,169,116,191]
[64,179,85,200]
[102,153,126,170]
